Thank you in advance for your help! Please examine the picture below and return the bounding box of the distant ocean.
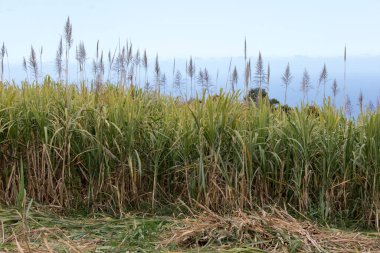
[6,55,380,114]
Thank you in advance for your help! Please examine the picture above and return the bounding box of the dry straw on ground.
[162,205,380,252]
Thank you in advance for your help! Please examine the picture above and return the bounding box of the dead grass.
[162,206,380,252]
[0,206,379,252]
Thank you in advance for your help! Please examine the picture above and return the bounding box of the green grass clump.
[0,79,379,230]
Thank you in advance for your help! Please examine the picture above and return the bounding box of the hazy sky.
[1,0,380,63]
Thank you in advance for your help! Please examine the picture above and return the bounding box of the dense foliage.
[0,79,379,229]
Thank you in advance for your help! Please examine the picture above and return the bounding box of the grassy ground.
[0,207,172,252]
[0,206,379,253]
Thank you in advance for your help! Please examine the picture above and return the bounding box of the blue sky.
[1,0,380,63]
